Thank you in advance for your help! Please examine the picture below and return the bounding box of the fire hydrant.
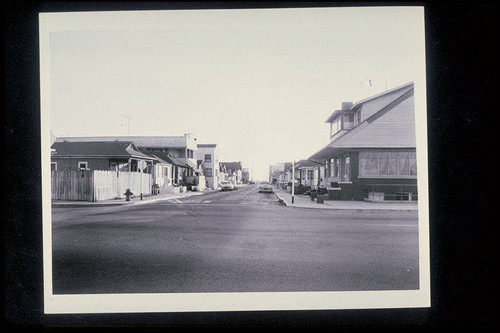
[124,189,133,201]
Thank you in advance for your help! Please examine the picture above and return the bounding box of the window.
[367,153,379,176]
[343,114,354,129]
[398,152,410,175]
[164,166,169,176]
[51,162,57,171]
[307,170,314,179]
[409,152,417,175]
[330,118,341,136]
[205,154,211,162]
[78,161,88,170]
[334,158,340,177]
[341,155,351,182]
[187,149,194,159]
[205,168,212,177]
[379,152,397,176]
[355,110,362,125]
[130,160,138,172]
[359,151,417,177]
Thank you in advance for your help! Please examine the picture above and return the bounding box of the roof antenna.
[124,115,132,135]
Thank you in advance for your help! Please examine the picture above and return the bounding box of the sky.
[48,7,425,181]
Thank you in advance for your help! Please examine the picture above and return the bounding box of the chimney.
[341,102,353,110]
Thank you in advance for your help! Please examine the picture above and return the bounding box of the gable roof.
[51,141,155,160]
[147,153,172,166]
[150,151,194,169]
[295,159,321,169]
[309,84,415,160]
[324,82,414,124]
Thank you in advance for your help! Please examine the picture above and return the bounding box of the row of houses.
[50,133,247,201]
[269,82,418,202]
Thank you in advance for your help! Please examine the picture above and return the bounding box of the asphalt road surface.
[51,184,420,294]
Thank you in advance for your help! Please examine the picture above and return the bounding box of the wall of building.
[197,146,219,189]
[52,157,123,171]
[323,150,418,201]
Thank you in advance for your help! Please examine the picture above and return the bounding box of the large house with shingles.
[308,82,417,201]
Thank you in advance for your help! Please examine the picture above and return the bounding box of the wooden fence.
[52,170,152,202]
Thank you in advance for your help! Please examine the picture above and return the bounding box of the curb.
[52,192,206,208]
[273,192,418,213]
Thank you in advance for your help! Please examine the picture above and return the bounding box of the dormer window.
[330,117,342,136]
[329,113,355,137]
[355,109,362,126]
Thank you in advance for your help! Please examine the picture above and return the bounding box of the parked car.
[259,181,273,193]
[220,181,234,191]
[233,181,242,189]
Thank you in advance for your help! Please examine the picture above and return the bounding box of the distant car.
[220,181,234,191]
[259,181,273,193]
[249,180,255,184]
[233,181,242,189]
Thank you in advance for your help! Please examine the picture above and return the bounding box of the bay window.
[359,151,417,177]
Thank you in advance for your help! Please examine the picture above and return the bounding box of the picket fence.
[51,170,152,202]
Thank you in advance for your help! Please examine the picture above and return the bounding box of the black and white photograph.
[39,6,430,314]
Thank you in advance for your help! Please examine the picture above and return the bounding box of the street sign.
[138,160,147,171]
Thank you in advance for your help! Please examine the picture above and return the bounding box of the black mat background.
[3,1,498,331]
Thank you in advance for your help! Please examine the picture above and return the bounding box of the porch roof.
[295,159,322,169]
[151,151,196,169]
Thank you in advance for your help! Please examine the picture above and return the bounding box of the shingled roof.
[309,82,416,160]
[51,141,155,160]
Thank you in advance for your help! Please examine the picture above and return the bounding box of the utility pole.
[291,160,295,204]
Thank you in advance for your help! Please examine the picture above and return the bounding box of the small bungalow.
[294,159,322,188]
[308,82,418,201]
[50,140,156,173]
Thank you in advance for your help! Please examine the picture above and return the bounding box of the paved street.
[52,184,419,294]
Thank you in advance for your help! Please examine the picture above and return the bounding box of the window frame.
[355,110,362,125]
[358,150,417,179]
[78,161,88,170]
[51,162,57,171]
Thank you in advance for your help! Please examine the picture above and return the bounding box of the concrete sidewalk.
[273,189,418,212]
[51,189,212,208]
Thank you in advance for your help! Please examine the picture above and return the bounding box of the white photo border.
[40,7,430,314]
